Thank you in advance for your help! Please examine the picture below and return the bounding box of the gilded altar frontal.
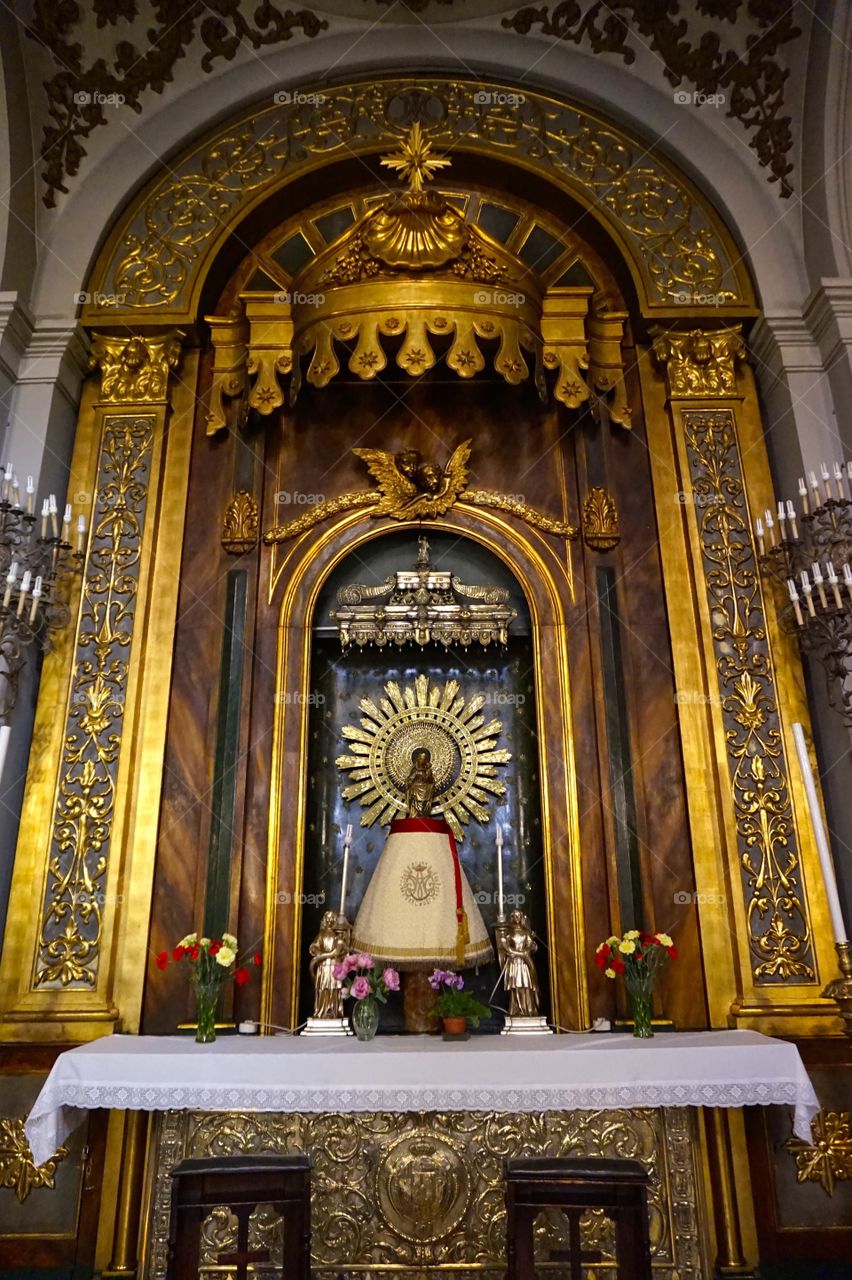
[0,6,851,1278]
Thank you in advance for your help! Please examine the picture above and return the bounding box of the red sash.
[389,817,469,964]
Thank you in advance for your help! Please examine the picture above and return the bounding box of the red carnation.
[156,950,169,970]
[594,948,609,969]
[172,946,185,962]
[666,945,678,959]
[253,953,262,966]
[234,967,250,986]
[189,946,200,961]
[611,956,625,975]
[209,941,221,955]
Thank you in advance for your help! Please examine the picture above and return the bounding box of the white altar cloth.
[25,1028,819,1166]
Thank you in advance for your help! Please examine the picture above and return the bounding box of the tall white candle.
[0,724,9,785]
[792,723,848,944]
[496,823,505,917]
[339,824,353,916]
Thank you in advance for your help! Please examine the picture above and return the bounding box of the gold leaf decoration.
[785,1110,852,1196]
[681,409,814,983]
[582,487,620,551]
[221,491,259,555]
[89,334,183,404]
[0,1118,68,1203]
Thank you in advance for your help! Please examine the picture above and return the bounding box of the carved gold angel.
[352,440,471,519]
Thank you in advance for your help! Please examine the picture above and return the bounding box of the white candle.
[799,477,809,515]
[15,569,30,617]
[1,463,10,501]
[792,723,848,944]
[339,824,353,916]
[777,500,786,539]
[40,499,49,538]
[2,561,17,609]
[764,509,775,546]
[10,475,20,508]
[25,476,34,515]
[62,503,71,542]
[827,562,843,608]
[496,823,505,918]
[29,575,42,625]
[787,578,804,627]
[821,462,832,502]
[48,494,57,538]
[834,461,845,500]
[0,724,10,785]
[755,517,765,556]
[801,570,816,617]
[786,500,798,540]
[845,564,852,607]
[812,562,827,609]
[76,514,86,553]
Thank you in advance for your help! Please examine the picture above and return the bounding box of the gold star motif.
[380,122,451,193]
[785,1111,852,1196]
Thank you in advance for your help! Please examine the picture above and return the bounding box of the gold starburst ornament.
[336,674,511,840]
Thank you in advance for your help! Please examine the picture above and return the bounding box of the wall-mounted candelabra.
[0,462,86,781]
[755,461,852,726]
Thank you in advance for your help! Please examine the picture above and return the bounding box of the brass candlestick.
[822,941,852,1037]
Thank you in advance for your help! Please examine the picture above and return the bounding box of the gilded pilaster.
[0,331,194,1042]
[644,326,840,1033]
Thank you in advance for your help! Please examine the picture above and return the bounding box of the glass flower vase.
[625,974,654,1038]
[352,997,379,1041]
[194,980,221,1044]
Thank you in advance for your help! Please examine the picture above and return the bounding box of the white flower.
[215,945,236,967]
[605,967,617,979]
[222,933,238,949]
[656,932,673,948]
[618,939,636,955]
[178,933,197,948]
[200,937,211,948]
[606,935,620,947]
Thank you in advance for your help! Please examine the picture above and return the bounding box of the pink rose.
[350,976,371,1000]
[332,962,348,981]
[382,967,400,991]
[355,952,374,970]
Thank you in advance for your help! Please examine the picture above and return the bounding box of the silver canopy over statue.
[336,671,512,972]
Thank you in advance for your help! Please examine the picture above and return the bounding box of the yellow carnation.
[605,967,617,979]
[178,933,197,948]
[618,939,636,955]
[222,932,238,949]
[656,932,673,948]
[200,937,211,948]
[606,936,620,946]
[624,930,641,940]
[215,945,236,967]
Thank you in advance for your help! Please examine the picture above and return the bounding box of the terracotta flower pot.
[442,1015,467,1036]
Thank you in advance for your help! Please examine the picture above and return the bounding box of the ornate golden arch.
[83,76,756,328]
[264,505,587,1031]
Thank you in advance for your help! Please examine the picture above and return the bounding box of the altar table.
[25,1027,818,1166]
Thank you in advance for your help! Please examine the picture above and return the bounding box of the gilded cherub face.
[417,462,441,493]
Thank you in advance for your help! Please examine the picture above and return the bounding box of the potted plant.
[428,969,490,1036]
[594,929,677,1037]
[156,932,261,1043]
[333,953,400,1041]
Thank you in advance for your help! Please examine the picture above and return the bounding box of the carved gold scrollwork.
[582,487,620,551]
[785,1110,852,1196]
[90,333,183,404]
[221,491,259,555]
[146,1107,703,1279]
[680,409,814,983]
[652,327,746,398]
[0,1118,68,1202]
[35,416,156,989]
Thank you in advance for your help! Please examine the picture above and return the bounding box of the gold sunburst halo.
[336,674,511,840]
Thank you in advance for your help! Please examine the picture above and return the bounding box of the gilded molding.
[582,487,620,551]
[0,1117,68,1202]
[145,1107,703,1278]
[221,491,259,555]
[205,315,249,435]
[34,416,156,989]
[785,1110,852,1196]
[652,327,746,398]
[681,409,814,984]
[89,333,183,404]
[90,80,751,318]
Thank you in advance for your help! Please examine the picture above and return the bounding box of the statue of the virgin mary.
[352,748,492,970]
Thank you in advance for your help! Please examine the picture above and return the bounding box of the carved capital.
[582,487,620,551]
[652,326,746,398]
[89,332,184,404]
